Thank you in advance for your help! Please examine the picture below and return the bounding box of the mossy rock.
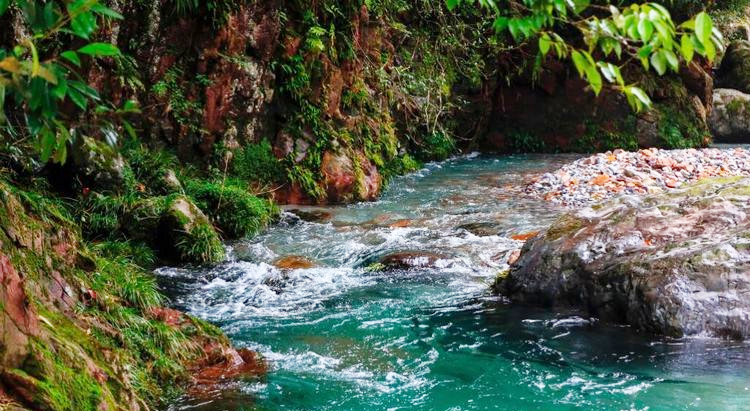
[71,136,132,193]
[124,195,224,264]
[718,40,750,94]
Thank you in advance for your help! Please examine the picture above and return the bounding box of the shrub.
[185,180,279,238]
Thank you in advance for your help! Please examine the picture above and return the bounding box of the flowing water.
[161,154,750,411]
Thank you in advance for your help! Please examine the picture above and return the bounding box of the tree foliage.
[0,0,136,164]
[448,0,724,111]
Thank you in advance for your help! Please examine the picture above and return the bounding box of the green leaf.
[66,87,87,110]
[651,50,667,75]
[539,33,551,56]
[694,12,712,45]
[61,51,81,67]
[664,49,679,72]
[571,50,587,77]
[0,0,9,17]
[493,16,508,32]
[445,0,460,11]
[637,18,654,42]
[78,42,121,57]
[91,4,124,19]
[630,86,651,107]
[680,34,694,62]
[585,64,602,95]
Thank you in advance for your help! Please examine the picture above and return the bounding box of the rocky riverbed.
[526,147,750,207]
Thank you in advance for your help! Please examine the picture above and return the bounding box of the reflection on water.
[161,154,750,411]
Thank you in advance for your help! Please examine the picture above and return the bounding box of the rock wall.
[72,1,716,205]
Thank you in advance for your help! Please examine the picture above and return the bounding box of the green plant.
[231,140,287,186]
[175,223,225,264]
[185,179,279,238]
[0,1,138,164]
[450,0,724,111]
[152,68,204,133]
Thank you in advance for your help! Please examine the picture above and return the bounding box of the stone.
[320,151,382,203]
[502,177,750,339]
[377,251,448,271]
[70,136,129,192]
[717,40,750,94]
[273,255,317,270]
[709,88,750,143]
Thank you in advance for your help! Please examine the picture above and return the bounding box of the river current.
[161,154,750,411]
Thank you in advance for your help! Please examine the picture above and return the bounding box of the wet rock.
[273,255,317,270]
[717,40,750,94]
[377,251,448,271]
[288,208,333,223]
[501,177,750,339]
[161,169,183,193]
[321,151,381,203]
[710,88,750,143]
[457,222,503,237]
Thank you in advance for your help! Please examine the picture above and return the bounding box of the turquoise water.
[162,154,750,411]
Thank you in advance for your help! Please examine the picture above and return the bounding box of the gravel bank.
[526,147,750,207]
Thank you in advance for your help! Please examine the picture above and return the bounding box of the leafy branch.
[447,0,723,111]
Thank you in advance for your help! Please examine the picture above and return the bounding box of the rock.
[717,40,750,94]
[377,251,448,271]
[161,169,183,193]
[70,136,130,192]
[709,88,750,143]
[289,208,333,223]
[125,195,224,264]
[321,151,382,203]
[273,255,317,270]
[502,177,750,339]
[457,222,503,236]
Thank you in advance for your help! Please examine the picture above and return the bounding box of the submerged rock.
[499,177,750,339]
[376,251,448,271]
[273,255,317,270]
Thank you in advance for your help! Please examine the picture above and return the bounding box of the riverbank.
[526,147,750,207]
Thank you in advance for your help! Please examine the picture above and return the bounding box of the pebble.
[527,147,750,207]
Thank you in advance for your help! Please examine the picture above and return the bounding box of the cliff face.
[67,0,714,204]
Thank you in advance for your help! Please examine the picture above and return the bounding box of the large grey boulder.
[498,177,750,339]
[709,88,750,143]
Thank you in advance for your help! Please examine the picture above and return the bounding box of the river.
[161,154,750,411]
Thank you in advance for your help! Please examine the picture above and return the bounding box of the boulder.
[709,88,750,143]
[71,136,130,192]
[717,40,750,94]
[499,177,750,339]
[124,195,224,264]
[321,151,381,203]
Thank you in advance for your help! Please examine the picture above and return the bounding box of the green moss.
[573,119,639,153]
[545,214,585,241]
[657,103,709,149]
[417,131,456,161]
[231,139,287,186]
[185,179,279,239]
